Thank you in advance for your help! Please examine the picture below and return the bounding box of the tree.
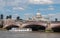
[9,15,12,19]
[55,18,58,22]
[6,16,9,19]
[16,16,20,20]
[6,15,12,19]
[0,14,3,19]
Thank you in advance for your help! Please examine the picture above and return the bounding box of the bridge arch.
[23,24,46,31]
[52,25,60,32]
[4,25,20,30]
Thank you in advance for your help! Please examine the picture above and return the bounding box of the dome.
[36,11,42,18]
[36,13,41,16]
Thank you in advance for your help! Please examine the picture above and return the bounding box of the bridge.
[0,19,60,32]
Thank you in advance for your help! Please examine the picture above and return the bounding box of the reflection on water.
[0,31,60,38]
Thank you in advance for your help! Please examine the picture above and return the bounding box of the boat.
[9,28,32,32]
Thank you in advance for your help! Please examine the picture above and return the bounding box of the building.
[27,11,48,21]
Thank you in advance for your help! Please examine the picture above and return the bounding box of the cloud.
[13,14,19,16]
[48,14,55,17]
[39,5,55,11]
[0,0,5,6]
[37,6,55,11]
[53,0,60,4]
[48,7,55,10]
[13,7,25,10]
[29,0,53,4]
[0,0,5,10]
[4,0,21,6]
[4,0,28,7]
[48,5,55,10]
[4,0,27,11]
[24,13,32,16]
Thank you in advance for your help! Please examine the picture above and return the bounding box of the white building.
[25,10,48,21]
[31,11,48,21]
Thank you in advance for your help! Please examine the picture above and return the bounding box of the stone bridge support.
[2,19,23,30]
[2,19,60,32]
[45,22,52,31]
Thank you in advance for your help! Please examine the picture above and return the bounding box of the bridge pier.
[52,26,60,32]
[45,22,53,32]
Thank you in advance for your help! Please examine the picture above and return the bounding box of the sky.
[0,0,60,21]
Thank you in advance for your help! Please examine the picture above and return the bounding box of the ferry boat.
[9,28,32,32]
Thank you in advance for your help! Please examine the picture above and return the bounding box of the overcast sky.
[0,0,60,21]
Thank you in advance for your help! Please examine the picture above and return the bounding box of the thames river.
[0,31,60,38]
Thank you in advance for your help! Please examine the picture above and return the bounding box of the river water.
[0,31,60,38]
